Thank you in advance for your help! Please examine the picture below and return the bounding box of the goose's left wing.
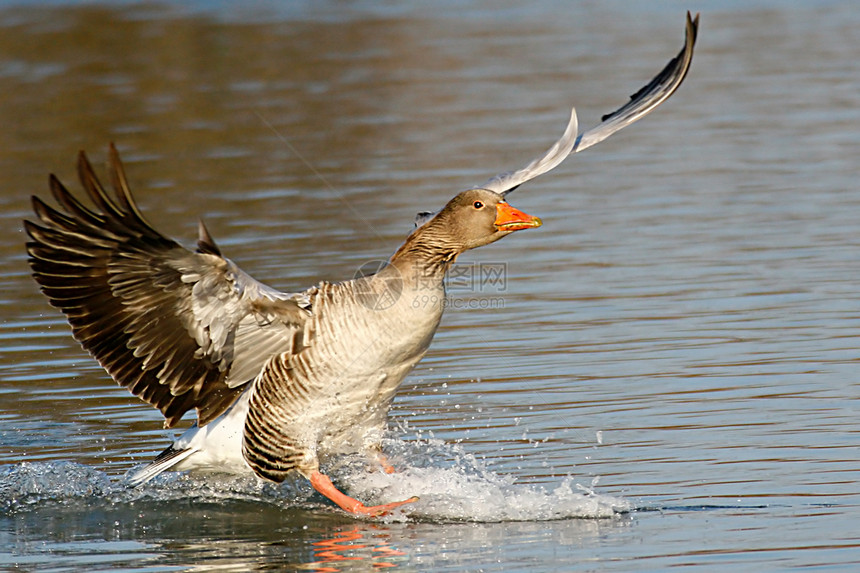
[25,145,311,428]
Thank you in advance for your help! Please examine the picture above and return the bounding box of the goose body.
[135,266,446,485]
[25,14,697,516]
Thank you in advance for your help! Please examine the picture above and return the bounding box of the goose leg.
[309,470,418,517]
[376,454,396,475]
[369,444,396,474]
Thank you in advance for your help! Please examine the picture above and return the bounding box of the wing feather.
[26,146,311,427]
[480,12,698,196]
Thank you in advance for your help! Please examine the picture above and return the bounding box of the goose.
[25,13,697,516]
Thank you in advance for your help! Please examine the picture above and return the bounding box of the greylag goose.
[25,13,697,516]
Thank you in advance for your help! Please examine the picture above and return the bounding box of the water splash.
[0,461,307,514]
[0,461,113,513]
[345,466,628,522]
[337,438,631,522]
[0,439,630,522]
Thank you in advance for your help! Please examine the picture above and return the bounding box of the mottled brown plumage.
[27,147,246,428]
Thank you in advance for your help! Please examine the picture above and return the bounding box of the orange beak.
[494,201,543,231]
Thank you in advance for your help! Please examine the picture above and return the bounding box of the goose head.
[392,188,541,272]
[428,188,542,251]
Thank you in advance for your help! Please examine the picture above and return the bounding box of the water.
[1,0,859,570]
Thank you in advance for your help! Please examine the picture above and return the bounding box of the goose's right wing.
[480,12,699,196]
[573,11,699,154]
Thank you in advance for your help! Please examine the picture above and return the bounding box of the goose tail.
[125,445,197,487]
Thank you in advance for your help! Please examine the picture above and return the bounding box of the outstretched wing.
[25,144,310,428]
[573,11,699,154]
[480,12,699,196]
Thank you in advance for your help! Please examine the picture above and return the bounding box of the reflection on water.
[2,1,860,571]
[304,527,406,572]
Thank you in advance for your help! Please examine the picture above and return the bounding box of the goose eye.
[473,201,484,209]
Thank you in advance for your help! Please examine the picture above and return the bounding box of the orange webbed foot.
[352,495,420,517]
[309,470,417,517]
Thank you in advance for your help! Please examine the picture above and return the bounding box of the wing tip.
[196,219,222,256]
[589,11,698,137]
[687,11,701,40]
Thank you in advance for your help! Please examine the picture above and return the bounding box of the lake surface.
[1,0,859,570]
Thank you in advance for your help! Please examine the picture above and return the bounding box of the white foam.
[322,437,631,522]
[342,460,630,522]
[1,439,631,522]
